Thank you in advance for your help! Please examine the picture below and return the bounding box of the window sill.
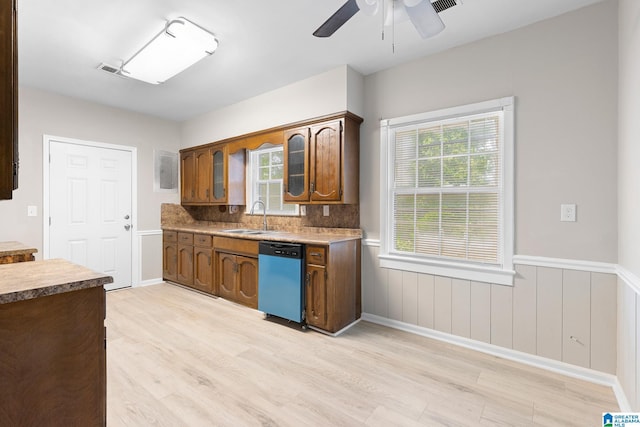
[378,253,515,286]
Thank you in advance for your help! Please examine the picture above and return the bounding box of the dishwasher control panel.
[258,241,304,259]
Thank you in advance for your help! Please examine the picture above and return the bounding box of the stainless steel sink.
[224,229,264,235]
[223,229,284,236]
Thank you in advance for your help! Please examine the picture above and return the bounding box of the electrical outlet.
[560,204,576,222]
[323,205,330,217]
[300,205,306,216]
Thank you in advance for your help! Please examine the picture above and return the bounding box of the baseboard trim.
[361,312,626,408]
[309,317,362,337]
[136,278,164,287]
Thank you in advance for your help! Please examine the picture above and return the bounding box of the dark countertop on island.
[0,259,113,304]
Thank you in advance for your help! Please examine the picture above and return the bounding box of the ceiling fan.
[313,0,459,39]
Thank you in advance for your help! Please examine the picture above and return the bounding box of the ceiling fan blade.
[313,0,360,38]
[404,0,445,39]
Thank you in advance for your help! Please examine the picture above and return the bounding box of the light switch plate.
[323,205,330,217]
[27,205,37,217]
[300,205,306,216]
[560,204,576,222]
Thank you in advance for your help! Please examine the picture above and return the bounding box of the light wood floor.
[106,283,618,426]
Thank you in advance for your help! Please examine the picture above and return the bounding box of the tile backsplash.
[162,203,359,230]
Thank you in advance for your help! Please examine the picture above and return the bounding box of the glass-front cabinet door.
[283,127,309,202]
[211,145,226,203]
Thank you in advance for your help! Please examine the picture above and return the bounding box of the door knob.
[124,214,130,220]
[124,224,131,231]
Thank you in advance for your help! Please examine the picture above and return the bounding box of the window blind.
[391,111,504,266]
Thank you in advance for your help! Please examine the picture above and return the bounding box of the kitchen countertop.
[0,241,38,257]
[162,224,362,245]
[0,259,113,304]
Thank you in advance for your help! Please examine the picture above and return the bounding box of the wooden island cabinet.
[0,259,112,426]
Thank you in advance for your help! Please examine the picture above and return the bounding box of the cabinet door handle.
[310,182,315,193]
[305,272,310,286]
[310,252,322,258]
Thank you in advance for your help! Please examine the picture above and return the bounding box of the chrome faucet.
[250,200,267,231]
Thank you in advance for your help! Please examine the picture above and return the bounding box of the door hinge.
[324,270,328,280]
[49,217,51,226]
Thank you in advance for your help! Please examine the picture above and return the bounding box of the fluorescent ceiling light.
[120,17,218,85]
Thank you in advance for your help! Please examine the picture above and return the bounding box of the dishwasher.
[258,241,305,326]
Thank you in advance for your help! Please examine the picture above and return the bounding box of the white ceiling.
[18,0,604,122]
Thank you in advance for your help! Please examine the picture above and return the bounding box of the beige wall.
[617,0,640,411]
[180,65,364,148]
[358,0,624,396]
[361,0,618,263]
[2,87,180,277]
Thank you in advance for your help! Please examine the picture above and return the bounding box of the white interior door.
[49,140,133,290]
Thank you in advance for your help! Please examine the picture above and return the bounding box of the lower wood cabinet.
[177,244,194,286]
[163,231,214,293]
[163,230,362,332]
[214,236,258,309]
[305,240,361,333]
[162,231,178,282]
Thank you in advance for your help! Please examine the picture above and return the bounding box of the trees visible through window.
[248,146,297,215]
[380,97,514,285]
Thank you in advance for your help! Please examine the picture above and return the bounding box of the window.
[247,145,298,215]
[380,97,515,285]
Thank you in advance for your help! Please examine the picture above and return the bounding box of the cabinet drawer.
[194,234,212,247]
[178,232,194,245]
[163,231,177,243]
[213,236,259,256]
[306,246,326,265]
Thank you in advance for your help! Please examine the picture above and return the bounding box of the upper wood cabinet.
[283,127,310,202]
[0,0,18,200]
[284,113,361,204]
[180,148,213,204]
[179,111,361,207]
[180,143,245,206]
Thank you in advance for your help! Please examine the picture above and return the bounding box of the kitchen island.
[0,259,113,426]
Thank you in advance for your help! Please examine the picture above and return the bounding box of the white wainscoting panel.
[361,240,623,405]
[137,229,163,287]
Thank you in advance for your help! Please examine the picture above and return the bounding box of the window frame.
[379,97,515,286]
[246,145,299,216]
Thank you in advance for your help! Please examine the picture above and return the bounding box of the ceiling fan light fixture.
[403,0,445,39]
[355,0,380,16]
[119,17,218,85]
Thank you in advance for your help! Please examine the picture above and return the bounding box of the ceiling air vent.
[98,63,121,75]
